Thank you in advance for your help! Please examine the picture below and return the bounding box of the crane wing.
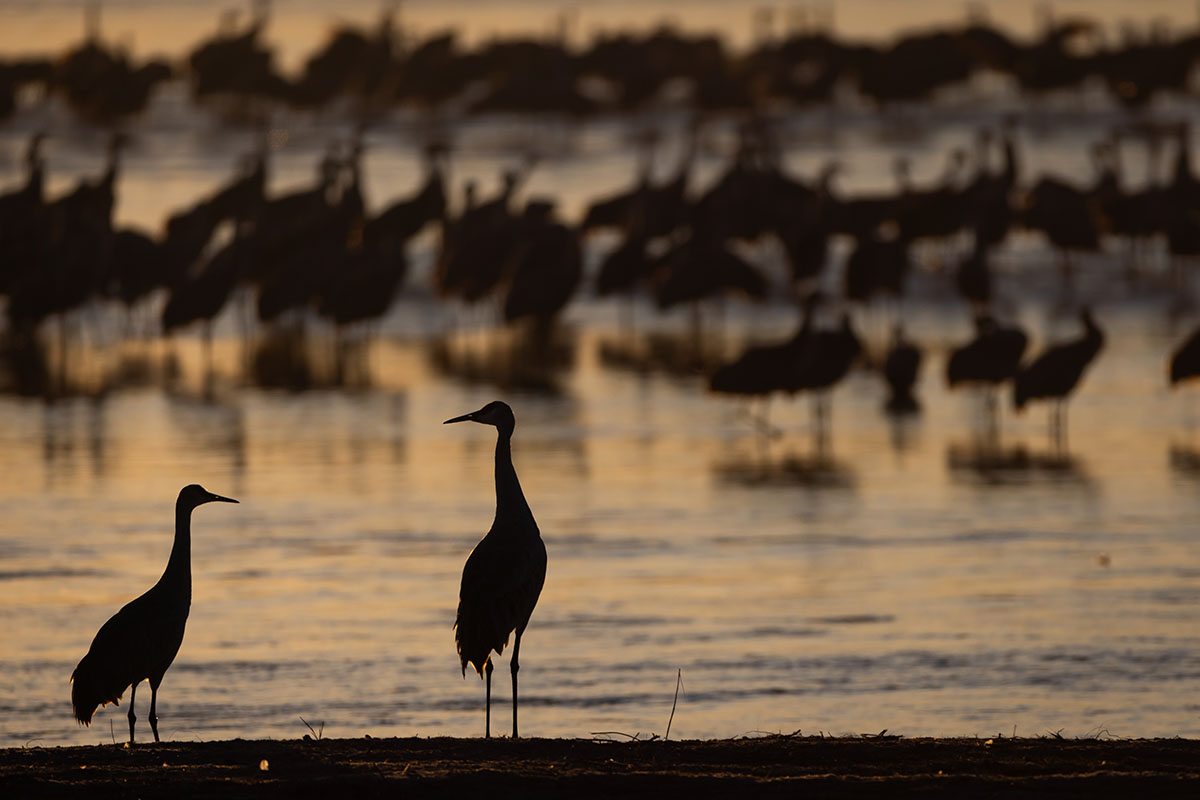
[455,532,547,676]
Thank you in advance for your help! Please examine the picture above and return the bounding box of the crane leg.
[484,658,493,739]
[127,681,138,744]
[511,631,522,739]
[149,680,161,743]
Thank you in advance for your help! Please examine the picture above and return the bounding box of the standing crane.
[1013,308,1105,442]
[1169,322,1200,386]
[883,323,922,413]
[444,401,547,739]
[71,484,238,743]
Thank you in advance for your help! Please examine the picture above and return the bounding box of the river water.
[2,0,1200,747]
[3,296,1200,745]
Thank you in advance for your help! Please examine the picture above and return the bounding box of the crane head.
[444,401,515,431]
[178,484,239,509]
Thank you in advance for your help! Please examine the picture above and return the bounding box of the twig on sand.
[589,669,685,744]
[1083,727,1120,740]
[736,729,803,739]
[589,731,658,742]
[299,716,325,741]
[861,729,899,739]
[665,669,684,741]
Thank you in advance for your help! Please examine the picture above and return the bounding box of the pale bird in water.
[445,401,547,739]
[71,484,238,743]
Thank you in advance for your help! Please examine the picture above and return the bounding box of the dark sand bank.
[3,735,1198,798]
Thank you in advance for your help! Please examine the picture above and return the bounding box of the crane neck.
[163,501,194,600]
[493,425,535,533]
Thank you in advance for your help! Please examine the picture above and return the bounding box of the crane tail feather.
[70,653,127,725]
[455,606,510,679]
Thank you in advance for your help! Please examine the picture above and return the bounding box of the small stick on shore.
[665,669,684,741]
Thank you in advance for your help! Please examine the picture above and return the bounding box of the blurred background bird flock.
[3,0,1200,745]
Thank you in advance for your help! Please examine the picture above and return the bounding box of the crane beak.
[208,492,239,504]
[443,411,477,425]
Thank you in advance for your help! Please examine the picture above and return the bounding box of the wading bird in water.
[1013,307,1104,443]
[444,401,547,739]
[71,484,238,743]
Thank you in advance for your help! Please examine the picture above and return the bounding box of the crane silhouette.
[71,484,238,744]
[883,323,922,413]
[444,401,547,739]
[794,310,863,436]
[1013,308,1105,442]
[1169,323,1200,386]
[709,291,824,431]
[947,314,1028,399]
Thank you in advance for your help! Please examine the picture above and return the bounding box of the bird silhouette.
[580,137,655,234]
[1020,170,1102,288]
[0,132,48,295]
[444,401,547,739]
[187,0,287,107]
[947,314,1028,389]
[946,313,1029,425]
[6,133,126,333]
[71,484,238,744]
[794,310,863,435]
[436,172,524,302]
[1164,123,1200,271]
[1013,308,1105,441]
[594,229,654,299]
[775,163,836,286]
[843,228,910,303]
[710,291,823,398]
[954,232,992,308]
[961,127,1018,249]
[364,146,446,248]
[502,201,582,325]
[890,151,967,246]
[1169,323,1200,386]
[883,324,922,413]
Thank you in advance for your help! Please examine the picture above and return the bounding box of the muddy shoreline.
[3,735,1198,798]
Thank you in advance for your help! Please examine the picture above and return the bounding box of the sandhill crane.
[946,313,1028,430]
[954,233,991,308]
[1169,323,1200,386]
[795,310,863,435]
[436,172,523,302]
[444,401,547,739]
[843,229,910,303]
[1013,308,1105,441]
[961,127,1018,249]
[776,163,836,287]
[502,201,582,326]
[709,292,824,431]
[883,324,922,413]
[6,132,127,334]
[594,229,654,299]
[0,132,47,295]
[71,484,237,744]
[947,314,1028,399]
[653,231,768,310]
[890,151,967,247]
[581,133,656,234]
[1164,123,1200,280]
[1021,169,1102,289]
